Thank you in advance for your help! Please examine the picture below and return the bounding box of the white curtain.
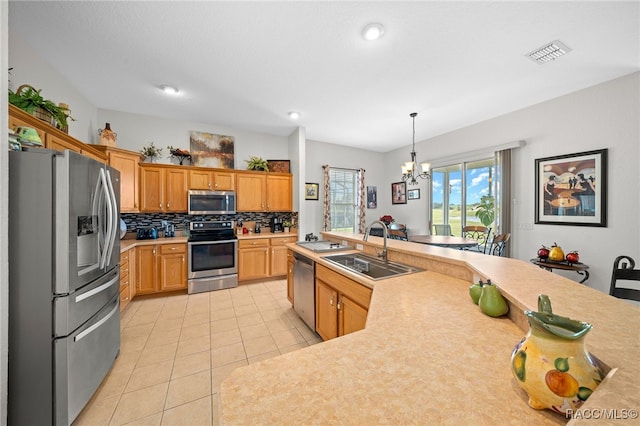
[322,165,331,231]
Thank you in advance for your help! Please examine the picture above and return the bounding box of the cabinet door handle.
[167,203,170,208]
[182,256,185,262]
[337,299,342,310]
[159,203,162,209]
[170,247,176,250]
[330,295,335,307]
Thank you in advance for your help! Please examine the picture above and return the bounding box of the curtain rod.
[322,165,365,172]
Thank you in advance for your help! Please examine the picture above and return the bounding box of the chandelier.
[401,112,431,185]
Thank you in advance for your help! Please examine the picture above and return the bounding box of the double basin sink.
[321,253,421,281]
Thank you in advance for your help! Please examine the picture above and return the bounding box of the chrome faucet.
[363,220,388,262]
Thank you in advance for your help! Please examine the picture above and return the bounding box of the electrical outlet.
[356,244,364,250]
[518,223,534,230]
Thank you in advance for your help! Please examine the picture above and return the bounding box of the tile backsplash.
[121,212,298,232]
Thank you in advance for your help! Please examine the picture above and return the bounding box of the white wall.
[95,108,289,168]
[304,140,386,236]
[1,3,9,423]
[383,72,640,294]
[8,32,98,143]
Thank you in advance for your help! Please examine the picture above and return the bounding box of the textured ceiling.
[8,1,640,152]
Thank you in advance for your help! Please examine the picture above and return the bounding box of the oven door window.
[191,242,236,272]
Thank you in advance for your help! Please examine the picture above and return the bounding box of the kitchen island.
[220,232,640,425]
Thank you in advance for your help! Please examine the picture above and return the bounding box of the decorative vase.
[510,295,605,416]
[98,122,117,146]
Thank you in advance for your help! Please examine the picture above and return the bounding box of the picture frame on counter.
[535,148,608,227]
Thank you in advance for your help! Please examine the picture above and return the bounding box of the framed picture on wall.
[535,148,607,227]
[305,183,319,200]
[408,189,420,200]
[391,181,407,204]
[367,186,377,209]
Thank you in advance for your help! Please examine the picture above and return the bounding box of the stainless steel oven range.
[188,220,238,294]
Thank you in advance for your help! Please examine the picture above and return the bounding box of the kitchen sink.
[296,240,351,253]
[320,253,421,280]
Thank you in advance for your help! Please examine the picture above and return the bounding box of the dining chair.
[609,256,640,302]
[388,224,408,241]
[488,233,511,256]
[433,224,452,236]
[462,225,491,253]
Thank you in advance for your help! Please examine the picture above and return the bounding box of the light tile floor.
[74,279,322,426]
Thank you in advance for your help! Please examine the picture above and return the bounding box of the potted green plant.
[8,84,75,130]
[139,142,163,162]
[283,219,293,233]
[474,195,495,228]
[245,156,269,171]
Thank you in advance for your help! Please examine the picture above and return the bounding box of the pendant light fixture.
[401,112,431,185]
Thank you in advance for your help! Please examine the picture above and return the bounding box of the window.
[329,168,359,232]
[431,158,495,236]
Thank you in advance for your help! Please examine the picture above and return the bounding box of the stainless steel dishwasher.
[293,252,316,331]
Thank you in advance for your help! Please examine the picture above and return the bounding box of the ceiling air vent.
[526,40,572,64]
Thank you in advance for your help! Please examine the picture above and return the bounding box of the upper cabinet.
[236,172,292,212]
[94,146,144,213]
[188,169,235,191]
[9,104,107,163]
[140,164,188,212]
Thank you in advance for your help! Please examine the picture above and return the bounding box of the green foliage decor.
[139,142,163,161]
[8,85,75,129]
[474,195,495,227]
[245,156,269,171]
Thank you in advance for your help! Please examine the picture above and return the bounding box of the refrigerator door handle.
[74,301,119,342]
[104,169,118,267]
[74,274,119,303]
[98,169,113,270]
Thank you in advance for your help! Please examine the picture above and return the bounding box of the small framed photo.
[305,183,319,200]
[408,189,420,200]
[267,160,290,173]
[391,181,407,204]
[535,148,607,227]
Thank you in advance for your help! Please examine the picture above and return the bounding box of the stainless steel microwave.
[188,190,236,215]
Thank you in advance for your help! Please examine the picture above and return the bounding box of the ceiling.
[8,1,639,153]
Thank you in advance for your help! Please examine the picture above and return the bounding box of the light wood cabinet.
[236,173,292,212]
[136,242,187,295]
[9,104,108,164]
[238,239,270,281]
[270,236,297,276]
[238,236,297,281]
[189,169,235,190]
[119,249,132,311]
[315,264,372,341]
[135,245,158,295]
[140,165,188,212]
[287,250,295,304]
[158,243,187,291]
[94,146,144,212]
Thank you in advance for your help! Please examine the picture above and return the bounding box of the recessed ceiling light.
[362,23,384,41]
[288,111,301,120]
[526,40,572,64]
[160,84,179,95]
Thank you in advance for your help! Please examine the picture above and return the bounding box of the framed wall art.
[267,160,290,173]
[305,183,319,200]
[408,189,420,200]
[190,131,235,168]
[391,181,407,204]
[535,148,607,227]
[367,186,377,209]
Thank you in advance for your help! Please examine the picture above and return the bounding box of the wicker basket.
[15,85,55,126]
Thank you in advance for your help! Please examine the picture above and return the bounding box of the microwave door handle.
[104,169,118,265]
[98,169,112,270]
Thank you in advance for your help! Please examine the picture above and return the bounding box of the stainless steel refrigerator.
[8,149,121,425]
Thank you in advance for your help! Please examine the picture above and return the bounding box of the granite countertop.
[119,231,298,253]
[220,231,640,425]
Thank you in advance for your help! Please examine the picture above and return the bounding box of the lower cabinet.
[286,250,295,304]
[135,243,187,295]
[238,235,298,282]
[315,264,372,341]
[119,248,135,311]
